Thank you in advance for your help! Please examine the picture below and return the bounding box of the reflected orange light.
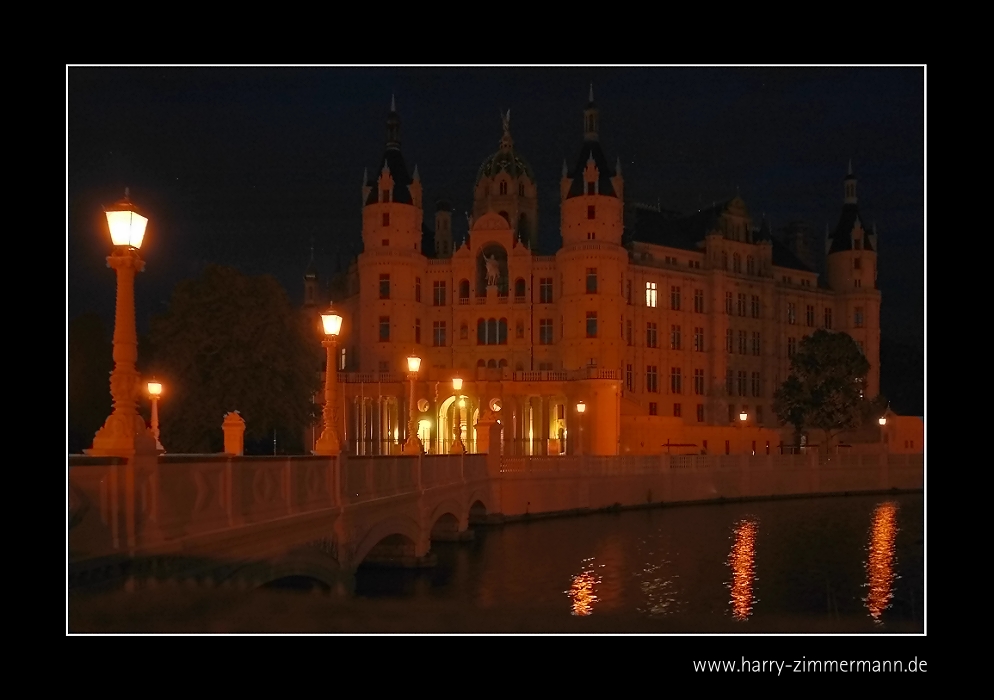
[567,557,600,616]
[865,501,899,622]
[727,517,758,621]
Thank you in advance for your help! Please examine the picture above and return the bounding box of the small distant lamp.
[314,306,343,455]
[451,376,465,454]
[576,401,586,456]
[147,379,164,452]
[405,356,423,453]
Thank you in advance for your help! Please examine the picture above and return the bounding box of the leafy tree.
[772,329,885,450]
[68,313,112,454]
[148,265,322,454]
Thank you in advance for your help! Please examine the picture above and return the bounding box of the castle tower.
[556,86,627,372]
[472,111,539,249]
[434,199,453,258]
[825,161,881,396]
[356,96,427,373]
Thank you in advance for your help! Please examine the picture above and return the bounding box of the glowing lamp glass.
[321,310,343,336]
[452,377,463,391]
[147,381,162,396]
[878,417,887,426]
[739,411,748,421]
[106,209,148,249]
[576,402,586,414]
[407,355,422,373]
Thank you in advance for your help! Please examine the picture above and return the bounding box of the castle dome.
[475,111,536,186]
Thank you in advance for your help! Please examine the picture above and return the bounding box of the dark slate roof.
[364,148,413,206]
[565,140,617,198]
[476,145,536,185]
[770,236,814,272]
[628,201,726,251]
[829,203,874,253]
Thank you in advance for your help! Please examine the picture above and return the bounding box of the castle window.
[751,295,760,318]
[627,280,633,304]
[460,322,468,340]
[733,254,742,273]
[540,319,553,345]
[694,289,705,313]
[646,365,658,393]
[645,282,657,307]
[433,321,446,347]
[694,327,704,352]
[379,273,390,299]
[519,183,525,196]
[752,331,761,356]
[498,318,508,345]
[487,359,497,369]
[726,329,734,353]
[382,213,390,226]
[671,367,682,394]
[855,307,864,328]
[751,371,761,397]
[540,277,553,303]
[747,256,755,275]
[587,181,596,195]
[459,279,470,303]
[854,279,862,288]
[516,321,524,339]
[626,364,633,391]
[382,189,390,203]
[588,205,595,220]
[694,368,705,395]
[787,337,797,357]
[339,347,347,371]
[477,359,486,367]
[737,293,746,317]
[854,258,862,270]
[649,402,658,416]
[499,181,507,196]
[433,280,447,306]
[586,311,598,338]
[806,305,815,327]
[854,238,862,250]
[515,278,526,298]
[725,292,733,314]
[626,319,633,346]
[824,308,833,329]
[671,286,681,311]
[738,330,747,354]
[737,371,747,397]
[415,318,421,344]
[787,302,796,324]
[697,404,705,422]
[586,268,598,294]
[415,277,421,302]
[673,403,682,418]
[646,322,657,348]
[671,325,682,351]
[379,316,390,342]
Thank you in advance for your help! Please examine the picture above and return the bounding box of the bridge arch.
[351,515,425,569]
[225,548,349,592]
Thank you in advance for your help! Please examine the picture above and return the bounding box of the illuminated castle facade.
[307,93,881,456]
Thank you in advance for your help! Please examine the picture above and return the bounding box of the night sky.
[67,66,925,351]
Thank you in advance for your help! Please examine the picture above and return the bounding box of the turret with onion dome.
[472,110,539,250]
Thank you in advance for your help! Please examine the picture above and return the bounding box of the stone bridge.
[68,447,923,594]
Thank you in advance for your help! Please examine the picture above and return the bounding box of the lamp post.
[405,355,423,453]
[88,189,155,457]
[147,379,164,452]
[450,377,465,454]
[576,401,586,456]
[313,306,343,455]
[739,409,748,423]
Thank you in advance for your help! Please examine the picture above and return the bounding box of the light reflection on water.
[567,558,600,616]
[727,517,759,620]
[864,501,899,622]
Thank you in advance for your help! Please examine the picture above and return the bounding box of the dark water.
[354,493,924,632]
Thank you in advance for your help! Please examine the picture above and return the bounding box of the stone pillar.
[223,412,246,455]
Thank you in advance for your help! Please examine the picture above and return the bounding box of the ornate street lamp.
[313,306,343,455]
[147,379,164,452]
[88,189,155,457]
[450,376,465,454]
[739,409,748,422]
[405,355,423,453]
[576,401,586,456]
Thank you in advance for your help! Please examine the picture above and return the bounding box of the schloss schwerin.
[305,92,905,459]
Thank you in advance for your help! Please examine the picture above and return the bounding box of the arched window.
[487,318,498,345]
[460,322,468,340]
[498,359,508,368]
[514,278,526,297]
[477,359,486,367]
[459,279,470,301]
[733,253,741,273]
[518,182,524,196]
[498,318,508,345]
[516,321,524,338]
[477,319,486,345]
[487,359,497,369]
[499,181,507,196]
[746,256,755,275]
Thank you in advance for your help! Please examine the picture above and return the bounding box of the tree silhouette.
[148,265,322,453]
[68,313,113,454]
[773,329,885,450]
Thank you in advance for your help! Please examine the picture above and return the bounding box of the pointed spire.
[588,82,594,104]
[615,156,622,176]
[562,159,568,178]
[391,93,396,113]
[499,110,513,151]
[385,96,401,150]
[413,164,420,181]
[362,166,368,186]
